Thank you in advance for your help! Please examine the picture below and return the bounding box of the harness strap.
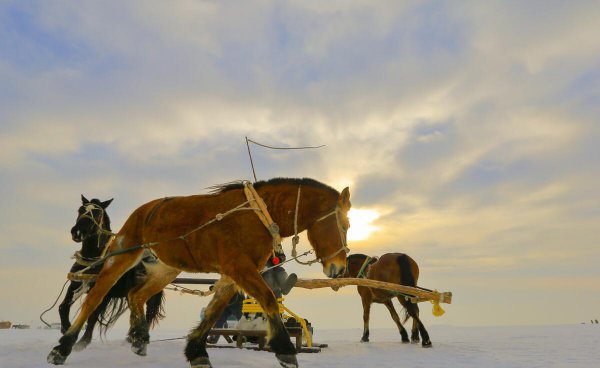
[292,186,301,247]
[291,185,301,257]
[145,197,175,225]
[356,256,372,279]
[243,181,282,252]
[292,185,350,265]
[72,251,101,267]
[67,272,97,282]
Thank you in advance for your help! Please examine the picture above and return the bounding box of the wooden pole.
[295,278,452,304]
[172,278,219,285]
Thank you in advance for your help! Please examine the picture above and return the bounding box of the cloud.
[1,1,599,328]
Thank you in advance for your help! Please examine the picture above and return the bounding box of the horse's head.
[71,195,113,243]
[307,187,351,278]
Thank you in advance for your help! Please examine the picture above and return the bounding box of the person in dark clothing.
[206,291,245,344]
[261,251,297,298]
[207,251,297,344]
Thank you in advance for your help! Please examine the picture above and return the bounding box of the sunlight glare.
[347,208,381,242]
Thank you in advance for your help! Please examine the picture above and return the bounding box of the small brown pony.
[345,253,431,347]
[48,178,351,368]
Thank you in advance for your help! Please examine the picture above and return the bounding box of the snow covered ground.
[1,324,598,368]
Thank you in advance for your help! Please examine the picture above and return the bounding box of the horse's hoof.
[276,353,298,368]
[47,348,67,365]
[411,338,420,344]
[73,339,90,352]
[190,357,212,368]
[131,341,147,356]
[401,339,410,344]
[360,338,369,343]
[206,335,219,344]
[422,340,432,348]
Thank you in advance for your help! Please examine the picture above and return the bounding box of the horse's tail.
[97,296,129,335]
[396,254,418,324]
[145,290,166,328]
[96,267,138,335]
[94,266,166,334]
[396,253,416,287]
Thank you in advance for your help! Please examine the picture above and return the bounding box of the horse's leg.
[127,263,179,356]
[359,289,372,342]
[47,249,142,365]
[229,265,297,368]
[398,297,420,344]
[185,276,238,368]
[58,281,80,334]
[399,298,431,347]
[145,290,166,328]
[383,300,410,343]
[73,295,111,351]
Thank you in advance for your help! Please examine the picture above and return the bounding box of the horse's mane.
[208,177,339,197]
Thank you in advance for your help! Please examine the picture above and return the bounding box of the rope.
[244,137,325,182]
[261,249,314,273]
[246,138,325,150]
[178,200,254,239]
[40,279,70,328]
[291,186,301,257]
[151,336,187,342]
[165,284,214,297]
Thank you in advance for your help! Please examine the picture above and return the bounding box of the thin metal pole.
[245,136,257,182]
[245,137,325,182]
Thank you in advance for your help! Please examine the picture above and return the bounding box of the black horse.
[59,195,165,351]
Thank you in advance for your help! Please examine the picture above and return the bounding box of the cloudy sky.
[1,1,599,332]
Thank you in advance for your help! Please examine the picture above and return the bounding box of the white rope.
[291,185,301,257]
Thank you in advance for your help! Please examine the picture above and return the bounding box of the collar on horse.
[356,256,373,279]
[242,181,283,253]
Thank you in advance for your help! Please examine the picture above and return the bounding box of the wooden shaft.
[295,278,452,304]
[172,278,219,285]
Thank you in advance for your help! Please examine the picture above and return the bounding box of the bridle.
[290,185,350,266]
[74,203,109,243]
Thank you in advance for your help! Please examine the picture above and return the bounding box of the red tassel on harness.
[272,256,280,265]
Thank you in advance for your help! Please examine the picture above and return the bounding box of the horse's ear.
[81,194,89,204]
[338,187,351,209]
[100,198,114,209]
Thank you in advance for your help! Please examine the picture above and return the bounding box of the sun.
[347,208,381,242]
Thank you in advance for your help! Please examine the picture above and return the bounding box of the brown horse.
[48,178,351,368]
[345,253,431,347]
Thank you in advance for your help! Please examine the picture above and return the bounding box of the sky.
[1,1,599,332]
